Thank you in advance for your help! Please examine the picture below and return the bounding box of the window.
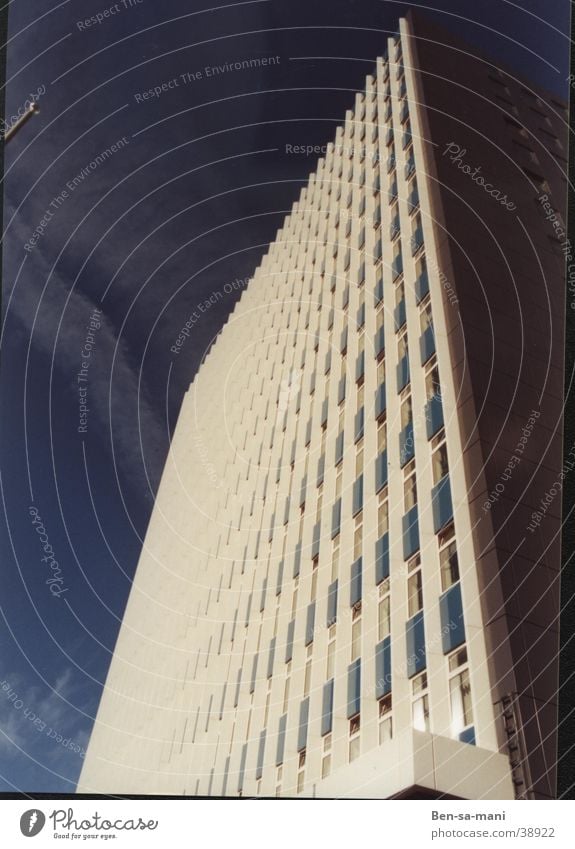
[425,363,441,400]
[420,300,433,333]
[326,640,336,678]
[378,495,389,536]
[440,535,459,591]
[404,460,417,510]
[378,596,390,640]
[449,668,473,735]
[432,442,449,484]
[412,672,429,731]
[401,394,413,427]
[407,569,423,617]
[377,420,387,453]
[351,619,361,660]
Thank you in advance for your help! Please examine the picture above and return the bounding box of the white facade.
[78,19,515,799]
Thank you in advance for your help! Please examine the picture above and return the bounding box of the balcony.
[419,325,436,364]
[406,610,426,677]
[375,382,386,419]
[396,354,410,392]
[414,269,429,302]
[355,351,365,383]
[439,582,466,654]
[354,407,365,443]
[374,325,385,358]
[375,450,388,492]
[411,225,423,254]
[352,475,364,516]
[311,522,321,560]
[394,298,406,331]
[431,475,453,533]
[425,394,444,439]
[399,421,414,467]
[375,532,390,584]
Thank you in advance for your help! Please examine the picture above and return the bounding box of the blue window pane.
[297,697,310,751]
[276,714,287,765]
[432,475,453,533]
[392,254,403,280]
[425,395,444,439]
[321,679,335,736]
[350,557,362,606]
[419,325,436,364]
[327,579,338,626]
[406,611,426,678]
[440,583,466,653]
[285,619,295,662]
[459,726,476,745]
[394,299,406,331]
[347,659,361,718]
[305,602,316,646]
[396,355,410,392]
[375,533,390,584]
[415,268,429,302]
[375,637,392,698]
[352,474,364,516]
[399,422,415,468]
[375,450,388,492]
[402,505,420,560]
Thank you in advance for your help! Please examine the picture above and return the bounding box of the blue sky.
[0,0,570,793]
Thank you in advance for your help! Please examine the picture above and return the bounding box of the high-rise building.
[78,11,567,799]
